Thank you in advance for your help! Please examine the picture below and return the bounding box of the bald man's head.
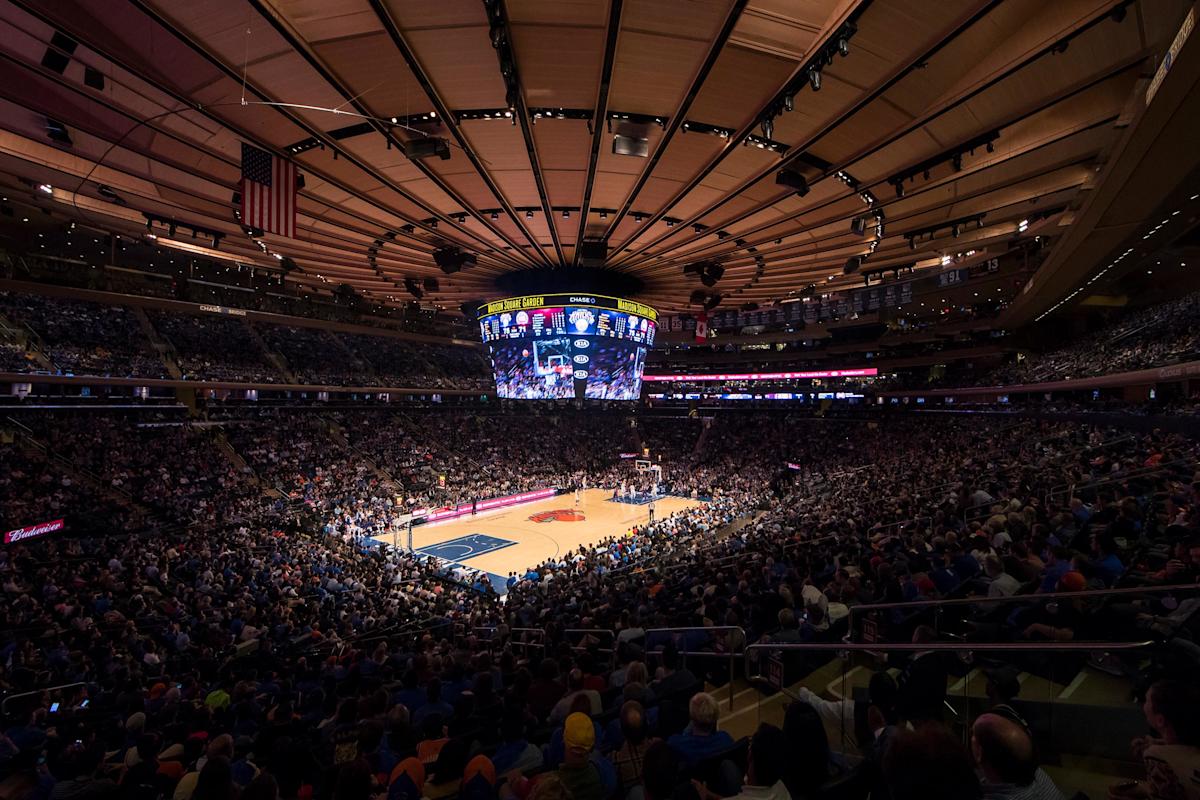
[971,713,1036,786]
[620,700,646,745]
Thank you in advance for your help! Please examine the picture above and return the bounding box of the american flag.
[240,143,296,238]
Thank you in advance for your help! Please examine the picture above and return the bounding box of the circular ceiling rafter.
[0,0,1189,316]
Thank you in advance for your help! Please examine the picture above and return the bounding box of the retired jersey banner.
[5,518,65,545]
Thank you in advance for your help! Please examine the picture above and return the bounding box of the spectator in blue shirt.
[412,679,453,727]
[1038,546,1073,594]
[666,692,734,767]
[1091,532,1125,586]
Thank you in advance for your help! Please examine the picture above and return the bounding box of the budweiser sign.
[4,518,65,544]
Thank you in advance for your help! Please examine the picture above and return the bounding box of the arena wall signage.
[410,487,556,524]
[4,518,65,544]
[642,368,878,381]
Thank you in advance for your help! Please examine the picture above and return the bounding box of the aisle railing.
[645,626,746,708]
[843,582,1200,639]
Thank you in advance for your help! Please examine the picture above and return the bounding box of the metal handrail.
[869,516,933,537]
[645,626,747,709]
[780,534,839,552]
[1045,459,1197,506]
[745,639,1154,685]
[2,682,87,714]
[472,626,547,657]
[844,582,1200,637]
[564,628,617,668]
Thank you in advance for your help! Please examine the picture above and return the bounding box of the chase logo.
[569,296,596,304]
[574,339,589,348]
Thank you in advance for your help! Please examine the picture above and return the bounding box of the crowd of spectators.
[1,403,1199,800]
[0,293,166,378]
[255,326,366,386]
[0,291,491,389]
[904,290,1200,390]
[339,334,491,391]
[147,313,280,384]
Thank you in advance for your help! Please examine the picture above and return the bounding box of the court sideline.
[370,488,706,591]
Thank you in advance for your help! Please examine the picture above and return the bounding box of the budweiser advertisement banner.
[4,518,65,544]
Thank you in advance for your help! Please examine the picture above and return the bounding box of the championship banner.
[4,518,65,545]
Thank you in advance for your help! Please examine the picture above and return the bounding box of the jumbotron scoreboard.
[478,294,656,401]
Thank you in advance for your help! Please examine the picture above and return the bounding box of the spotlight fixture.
[850,217,866,235]
[808,68,821,91]
[525,209,534,220]
[562,209,570,219]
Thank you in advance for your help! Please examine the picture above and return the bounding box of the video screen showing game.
[487,338,575,399]
[584,342,647,400]
[479,295,656,401]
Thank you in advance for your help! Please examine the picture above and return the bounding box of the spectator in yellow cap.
[555,713,616,800]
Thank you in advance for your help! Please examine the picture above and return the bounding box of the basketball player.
[574,486,581,507]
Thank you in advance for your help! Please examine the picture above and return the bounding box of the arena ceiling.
[0,0,1192,316]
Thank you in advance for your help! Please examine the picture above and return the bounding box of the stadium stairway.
[324,419,399,486]
[328,331,378,378]
[132,305,183,379]
[211,427,269,492]
[692,416,713,458]
[0,310,53,370]
[244,320,295,382]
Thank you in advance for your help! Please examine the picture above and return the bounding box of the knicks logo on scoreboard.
[529,509,586,523]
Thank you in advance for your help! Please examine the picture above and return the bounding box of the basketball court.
[369,488,706,592]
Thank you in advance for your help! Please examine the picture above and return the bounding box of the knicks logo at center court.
[529,509,586,523]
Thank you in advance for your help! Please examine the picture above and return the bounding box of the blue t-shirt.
[1094,554,1124,586]
[666,729,735,766]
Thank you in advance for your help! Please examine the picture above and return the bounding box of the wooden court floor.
[370,488,705,585]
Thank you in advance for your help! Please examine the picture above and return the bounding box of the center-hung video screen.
[478,295,656,401]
